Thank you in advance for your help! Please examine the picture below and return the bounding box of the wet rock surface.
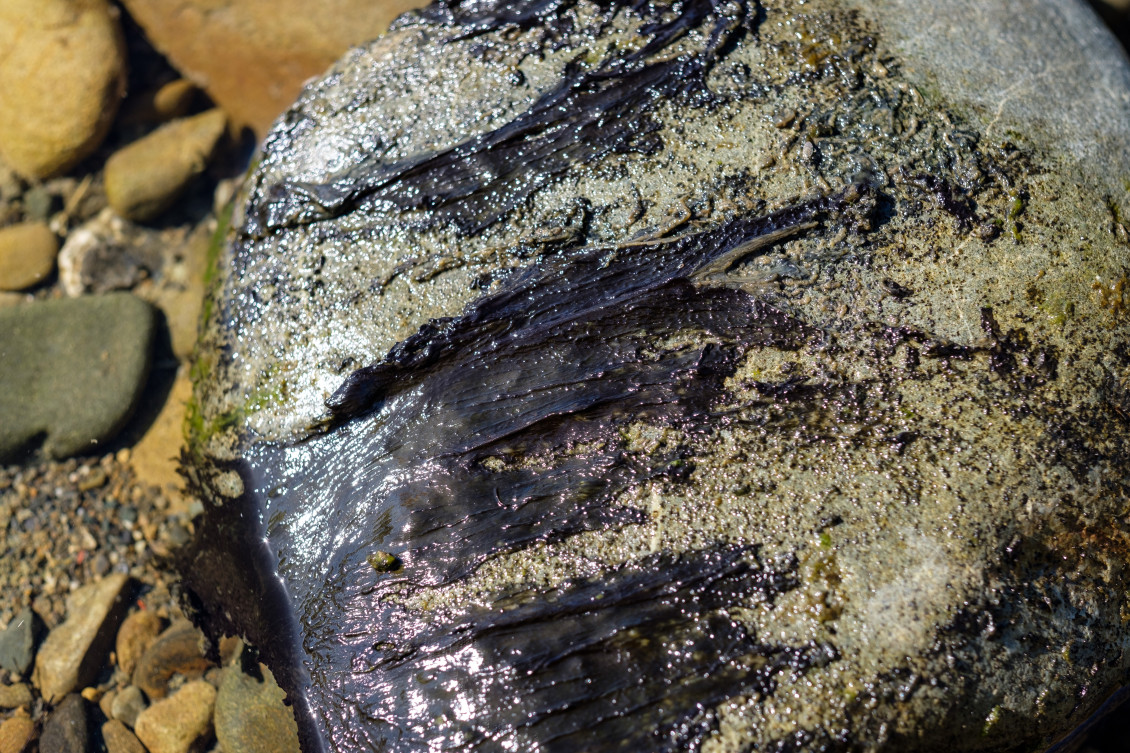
[184,0,1130,751]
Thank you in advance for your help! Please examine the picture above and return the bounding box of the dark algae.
[186,184,868,752]
[248,0,747,237]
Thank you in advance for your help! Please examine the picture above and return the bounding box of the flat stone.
[0,608,44,675]
[133,680,215,753]
[108,685,146,729]
[0,222,58,291]
[0,294,156,463]
[0,0,126,178]
[100,720,146,753]
[182,0,1130,751]
[115,610,163,678]
[32,574,130,703]
[214,663,300,753]
[132,620,211,701]
[39,694,91,753]
[0,683,32,710]
[0,716,36,753]
[104,109,227,223]
[117,0,427,136]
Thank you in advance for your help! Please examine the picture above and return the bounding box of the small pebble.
[116,610,163,677]
[0,608,44,676]
[134,680,215,753]
[109,685,146,729]
[0,221,57,291]
[104,109,227,222]
[0,683,32,709]
[215,662,300,753]
[39,694,90,753]
[32,573,130,703]
[0,715,36,753]
[132,620,211,700]
[101,720,147,753]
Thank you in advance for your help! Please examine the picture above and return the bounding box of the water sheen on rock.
[182,0,1130,751]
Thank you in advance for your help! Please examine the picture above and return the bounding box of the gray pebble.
[40,694,92,753]
[0,608,44,676]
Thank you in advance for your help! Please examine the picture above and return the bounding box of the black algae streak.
[347,545,834,753]
[245,0,750,238]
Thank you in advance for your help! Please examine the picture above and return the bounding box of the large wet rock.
[182,0,1130,751]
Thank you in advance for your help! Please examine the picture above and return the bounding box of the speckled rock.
[101,720,147,753]
[0,608,44,676]
[0,294,156,462]
[131,620,211,700]
[0,0,126,178]
[39,695,91,753]
[183,0,1130,751]
[117,0,429,137]
[133,680,215,753]
[115,610,163,678]
[215,663,301,753]
[32,574,130,703]
[0,716,36,753]
[0,222,58,291]
[104,109,227,223]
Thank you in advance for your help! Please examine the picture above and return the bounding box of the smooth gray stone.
[0,608,44,676]
[0,293,155,462]
[184,0,1130,751]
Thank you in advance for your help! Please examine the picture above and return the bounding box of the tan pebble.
[110,684,147,728]
[215,663,300,753]
[0,222,58,291]
[152,79,201,122]
[32,573,131,703]
[0,0,126,178]
[132,620,212,700]
[0,716,36,753]
[104,109,227,222]
[80,685,101,702]
[134,680,215,753]
[0,683,32,709]
[102,719,147,753]
[116,609,163,677]
[99,686,118,719]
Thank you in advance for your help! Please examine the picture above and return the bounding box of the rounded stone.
[131,620,211,700]
[183,0,1130,751]
[114,610,163,678]
[133,680,215,753]
[0,294,156,462]
[104,109,228,223]
[0,0,126,179]
[0,222,58,291]
[0,716,36,753]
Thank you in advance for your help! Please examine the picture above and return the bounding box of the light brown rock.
[123,79,201,125]
[115,610,163,677]
[132,620,211,700]
[0,716,35,753]
[0,0,126,178]
[134,680,215,753]
[118,0,427,137]
[215,663,300,753]
[0,222,58,291]
[0,683,32,709]
[104,109,227,222]
[101,720,147,753]
[31,573,130,703]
